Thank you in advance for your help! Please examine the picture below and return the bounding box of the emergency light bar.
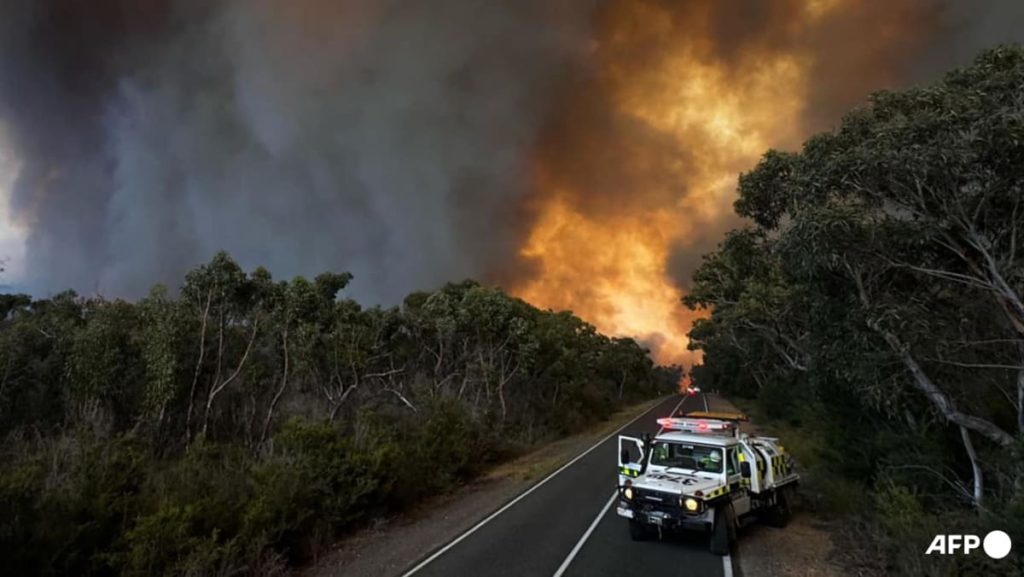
[683,411,749,422]
[656,417,736,435]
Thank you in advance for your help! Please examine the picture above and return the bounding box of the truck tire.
[765,486,793,528]
[629,520,649,541]
[709,506,732,556]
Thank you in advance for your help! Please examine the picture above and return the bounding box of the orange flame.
[678,372,692,395]
[511,0,842,366]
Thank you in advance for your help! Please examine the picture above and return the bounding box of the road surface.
[401,394,729,577]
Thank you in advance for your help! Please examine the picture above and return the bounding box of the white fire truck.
[616,411,798,555]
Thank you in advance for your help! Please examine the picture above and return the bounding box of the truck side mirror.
[621,448,633,464]
[740,461,751,478]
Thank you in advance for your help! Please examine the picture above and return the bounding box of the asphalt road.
[402,394,728,577]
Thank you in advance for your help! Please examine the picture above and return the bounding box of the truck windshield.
[649,442,723,473]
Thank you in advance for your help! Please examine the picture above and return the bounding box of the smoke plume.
[0,0,595,302]
[1,0,1022,363]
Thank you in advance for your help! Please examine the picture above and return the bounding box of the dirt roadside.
[304,396,669,577]
[704,394,845,577]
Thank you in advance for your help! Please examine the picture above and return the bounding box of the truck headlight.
[683,497,699,512]
[624,487,634,500]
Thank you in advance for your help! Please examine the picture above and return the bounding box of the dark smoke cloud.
[1,0,1023,307]
[0,0,595,302]
[0,0,179,293]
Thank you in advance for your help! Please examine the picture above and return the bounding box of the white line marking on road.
[709,391,734,577]
[554,394,687,575]
[401,395,684,576]
[551,491,618,577]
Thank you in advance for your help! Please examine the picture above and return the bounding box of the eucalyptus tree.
[693,46,1024,507]
[257,272,351,447]
[180,252,261,443]
[458,285,539,422]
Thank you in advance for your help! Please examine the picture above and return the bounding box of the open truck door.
[618,435,645,483]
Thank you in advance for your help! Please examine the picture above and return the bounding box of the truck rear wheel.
[709,506,732,556]
[629,520,649,541]
[765,486,793,528]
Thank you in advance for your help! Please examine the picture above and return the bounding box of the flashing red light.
[658,416,734,434]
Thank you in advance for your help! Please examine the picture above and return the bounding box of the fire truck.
[616,411,798,555]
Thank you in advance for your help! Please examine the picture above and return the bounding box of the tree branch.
[846,260,1015,447]
[201,318,259,438]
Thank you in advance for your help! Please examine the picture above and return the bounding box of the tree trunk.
[618,369,627,400]
[387,387,419,412]
[960,426,984,509]
[498,382,508,423]
[874,322,1014,446]
[185,290,212,446]
[201,319,259,439]
[848,260,1015,446]
[329,381,356,422]
[259,329,289,448]
[156,401,166,432]
[972,231,1024,334]
[213,309,225,399]
[329,399,344,422]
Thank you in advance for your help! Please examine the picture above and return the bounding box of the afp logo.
[925,531,1012,559]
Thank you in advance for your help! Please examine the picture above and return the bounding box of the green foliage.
[0,433,147,576]
[116,503,243,577]
[246,418,389,552]
[0,292,30,318]
[137,286,190,423]
[756,377,799,423]
[67,300,146,427]
[0,251,673,575]
[688,45,1024,575]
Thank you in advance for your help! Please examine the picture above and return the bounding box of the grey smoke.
[1,0,594,303]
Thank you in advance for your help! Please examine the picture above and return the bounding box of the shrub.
[243,418,392,561]
[116,503,243,577]
[0,433,147,576]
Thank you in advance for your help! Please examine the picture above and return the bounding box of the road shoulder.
[304,396,669,577]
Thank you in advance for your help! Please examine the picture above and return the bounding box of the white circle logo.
[983,530,1012,559]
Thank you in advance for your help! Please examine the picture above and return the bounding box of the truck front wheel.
[709,506,733,556]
